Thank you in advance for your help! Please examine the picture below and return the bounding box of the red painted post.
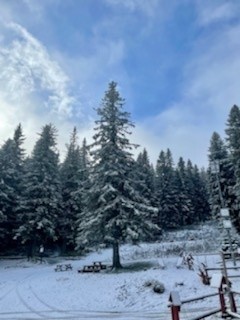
[171,305,180,320]
[218,288,227,317]
[169,291,181,320]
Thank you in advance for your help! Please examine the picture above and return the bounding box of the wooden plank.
[207,267,239,270]
[181,292,218,304]
[227,311,240,319]
[189,308,221,320]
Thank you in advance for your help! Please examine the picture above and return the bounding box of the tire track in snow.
[29,283,75,316]
[15,274,77,319]
[0,272,36,308]
[0,311,173,319]
[0,307,222,319]
[0,284,15,302]
[15,278,56,319]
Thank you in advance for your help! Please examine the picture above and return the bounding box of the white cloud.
[0,20,79,159]
[0,22,75,118]
[0,4,128,160]
[196,1,240,26]
[104,0,159,16]
[132,6,240,168]
[132,109,212,168]
[53,37,127,116]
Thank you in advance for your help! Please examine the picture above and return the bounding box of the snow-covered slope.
[0,224,239,319]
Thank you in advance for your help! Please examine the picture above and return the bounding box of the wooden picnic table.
[93,261,107,269]
[78,262,108,273]
[55,263,72,272]
[78,265,101,273]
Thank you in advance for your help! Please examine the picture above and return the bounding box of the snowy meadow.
[1,224,240,320]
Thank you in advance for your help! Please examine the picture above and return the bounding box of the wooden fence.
[169,274,239,320]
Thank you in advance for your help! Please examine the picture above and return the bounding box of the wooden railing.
[169,291,223,320]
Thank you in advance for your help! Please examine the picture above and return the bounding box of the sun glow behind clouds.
[0,20,79,159]
[0,22,75,118]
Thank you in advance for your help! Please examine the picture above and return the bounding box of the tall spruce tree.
[225,105,240,231]
[0,124,25,250]
[79,138,90,184]
[15,124,62,251]
[60,127,82,252]
[0,139,14,248]
[175,157,193,226]
[208,132,232,222]
[186,161,210,223]
[76,81,158,269]
[155,149,179,229]
[133,148,155,205]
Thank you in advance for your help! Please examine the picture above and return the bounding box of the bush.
[143,279,165,294]
[153,282,165,294]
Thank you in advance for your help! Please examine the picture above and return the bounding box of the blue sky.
[0,0,240,167]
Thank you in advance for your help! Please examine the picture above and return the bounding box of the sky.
[0,0,240,168]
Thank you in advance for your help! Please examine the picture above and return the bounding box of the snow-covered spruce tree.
[130,149,157,240]
[186,161,210,223]
[175,157,193,226]
[154,149,179,229]
[0,139,14,248]
[15,124,62,251]
[208,131,234,223]
[132,148,155,205]
[59,128,86,252]
[76,81,158,269]
[0,124,25,250]
[79,138,91,184]
[74,138,91,248]
[225,105,240,231]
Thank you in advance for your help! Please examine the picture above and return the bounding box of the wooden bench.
[78,265,101,273]
[55,264,73,272]
[77,261,109,273]
[93,261,107,270]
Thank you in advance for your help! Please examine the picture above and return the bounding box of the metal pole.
[215,172,225,208]
[227,228,236,266]
[221,251,236,312]
[213,162,236,266]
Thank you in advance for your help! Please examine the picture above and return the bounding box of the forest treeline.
[0,82,238,264]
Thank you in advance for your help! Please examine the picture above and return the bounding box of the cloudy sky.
[0,0,240,167]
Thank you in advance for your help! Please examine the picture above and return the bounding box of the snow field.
[1,226,240,319]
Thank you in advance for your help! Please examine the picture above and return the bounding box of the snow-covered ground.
[1,224,240,319]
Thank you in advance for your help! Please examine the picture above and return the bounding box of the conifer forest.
[1,82,240,268]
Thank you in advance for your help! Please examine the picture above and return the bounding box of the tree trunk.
[112,240,122,270]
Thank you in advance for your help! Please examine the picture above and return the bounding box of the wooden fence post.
[218,287,227,317]
[229,291,237,313]
[169,291,181,320]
